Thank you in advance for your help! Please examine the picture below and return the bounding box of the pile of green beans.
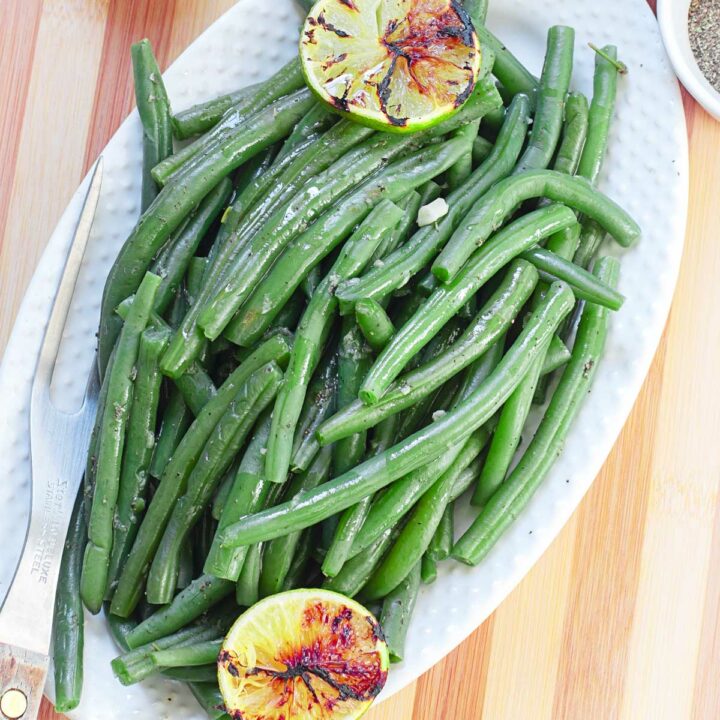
[53,15,633,718]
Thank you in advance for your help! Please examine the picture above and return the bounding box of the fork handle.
[0,644,47,720]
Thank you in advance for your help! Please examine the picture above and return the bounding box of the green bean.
[106,611,137,653]
[124,575,234,649]
[199,115,488,345]
[475,26,539,101]
[212,464,240,521]
[331,318,372,480]
[81,273,161,613]
[301,265,323,302]
[573,222,607,270]
[198,138,410,334]
[112,624,221,685]
[340,345,501,563]
[553,92,590,175]
[418,180,442,206]
[219,121,373,265]
[186,256,208,303]
[83,344,117,525]
[362,205,576,404]
[371,190,423,263]
[148,389,192,479]
[266,290,305,337]
[534,112,588,279]
[165,83,500,376]
[259,447,333,597]
[381,559,421,663]
[150,639,222,669]
[427,506,454,563]
[174,362,217,416]
[176,539,195,591]
[420,554,437,584]
[454,257,619,564]
[204,410,273,579]
[363,428,492,599]
[546,220,583,270]
[450,459,483,502]
[529,102,591,403]
[170,82,261,140]
[208,147,280,259]
[355,299,395,353]
[111,335,290,617]
[219,284,572,549]
[433,170,641,282]
[323,527,400,598]
[322,415,401,579]
[111,625,218,685]
[543,335,572,375]
[161,124,388,368]
[107,326,170,593]
[415,272,439,298]
[131,40,172,211]
[263,204,405,487]
[395,372,462,442]
[227,199,401,348]
[520,246,624,310]
[161,666,219,683]
[155,59,306,182]
[237,142,280,191]
[53,492,86,712]
[97,89,313,373]
[513,27,575,175]
[577,46,620,184]
[319,260,538,443]
[447,120,479,190]
[473,354,545,508]
[452,337,506,402]
[281,529,315,591]
[335,92,530,306]
[322,500,369,580]
[231,149,338,275]
[236,542,263,607]
[151,178,232,313]
[291,350,339,474]
[188,682,229,720]
[574,46,621,268]
[276,103,337,162]
[193,509,216,578]
[481,105,505,137]
[166,286,188,329]
[472,135,493,165]
[147,362,283,603]
[237,481,284,606]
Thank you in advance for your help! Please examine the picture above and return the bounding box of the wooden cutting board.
[2,1,719,718]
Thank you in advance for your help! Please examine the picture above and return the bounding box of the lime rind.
[300,0,482,133]
[218,588,389,720]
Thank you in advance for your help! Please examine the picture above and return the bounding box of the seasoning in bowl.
[688,0,720,92]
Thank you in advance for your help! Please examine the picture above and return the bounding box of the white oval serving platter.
[0,0,687,716]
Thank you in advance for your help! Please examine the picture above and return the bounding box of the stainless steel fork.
[0,158,103,720]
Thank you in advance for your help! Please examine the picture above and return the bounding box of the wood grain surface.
[1,1,718,718]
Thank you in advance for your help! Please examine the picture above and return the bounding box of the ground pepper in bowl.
[689,0,720,92]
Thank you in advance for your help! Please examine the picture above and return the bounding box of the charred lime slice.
[301,0,481,132]
[218,589,389,719]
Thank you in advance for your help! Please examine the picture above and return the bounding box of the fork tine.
[34,157,104,389]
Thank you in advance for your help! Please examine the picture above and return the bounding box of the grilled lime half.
[218,589,389,719]
[300,0,481,133]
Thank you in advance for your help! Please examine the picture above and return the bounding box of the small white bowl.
[658,0,720,120]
